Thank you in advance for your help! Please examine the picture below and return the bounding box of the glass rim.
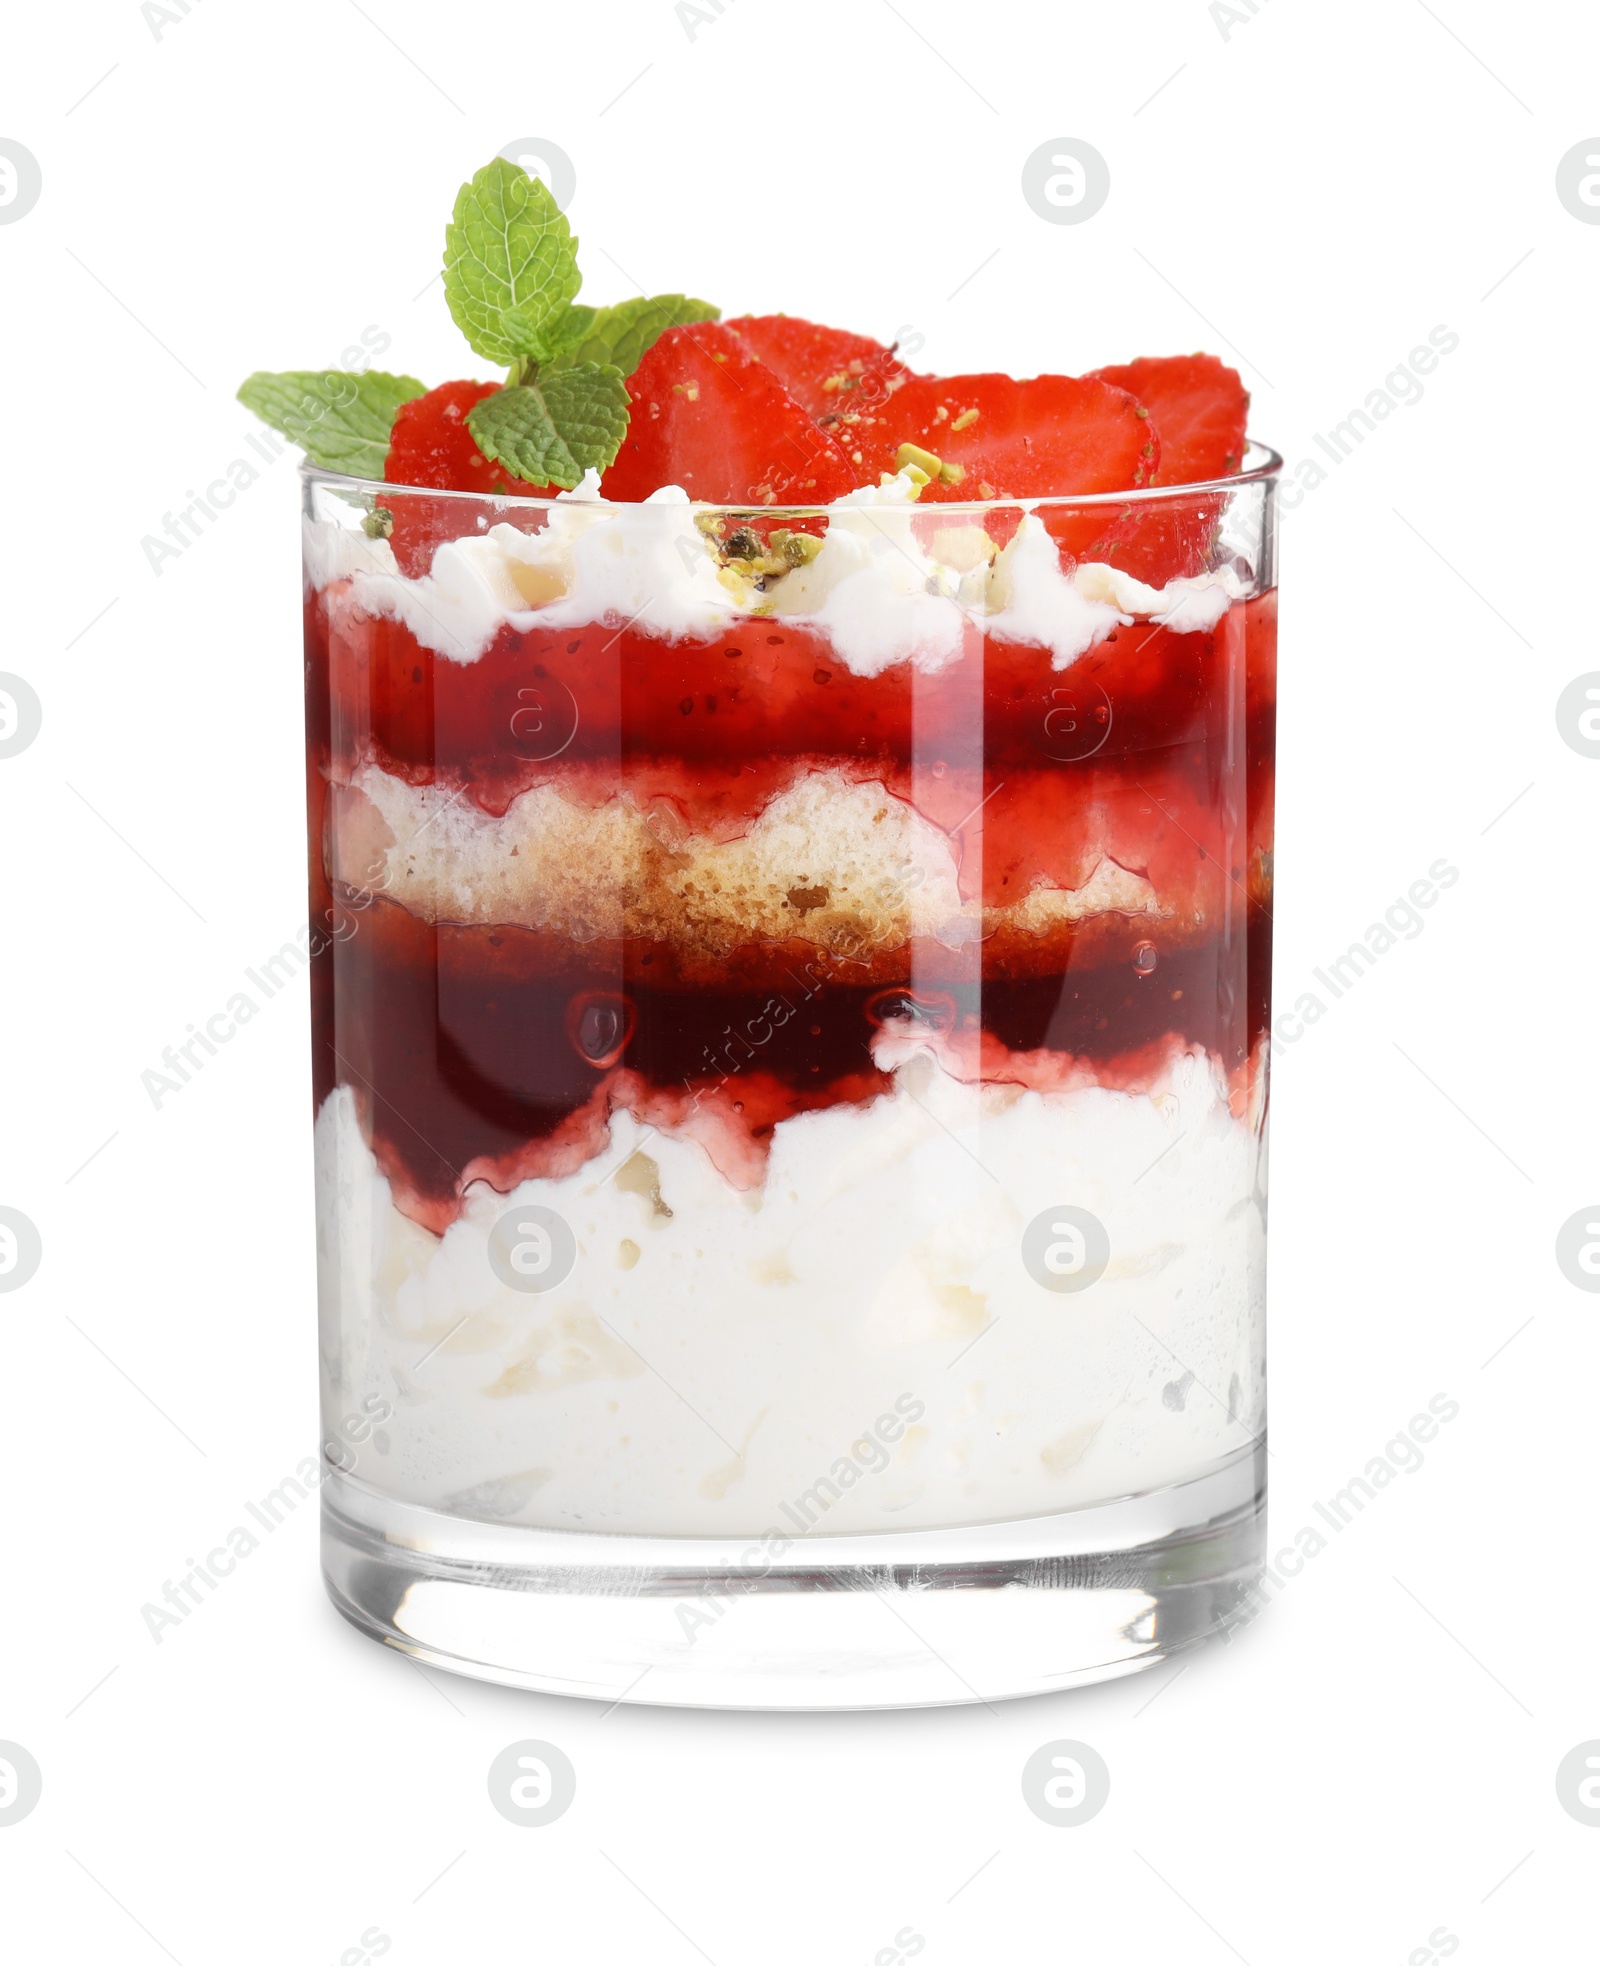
[302,439,1282,518]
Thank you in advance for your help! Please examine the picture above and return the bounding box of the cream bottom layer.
[316,1047,1266,1538]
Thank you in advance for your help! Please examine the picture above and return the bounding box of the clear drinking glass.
[304,449,1279,1707]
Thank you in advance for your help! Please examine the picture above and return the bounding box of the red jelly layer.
[308,894,1270,1234]
[309,587,1275,814]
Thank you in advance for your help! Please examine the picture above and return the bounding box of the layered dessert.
[253,159,1275,1545]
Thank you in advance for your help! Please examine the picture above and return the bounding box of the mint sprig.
[236,370,424,477]
[238,158,722,494]
[504,301,598,367]
[443,158,582,366]
[466,365,630,490]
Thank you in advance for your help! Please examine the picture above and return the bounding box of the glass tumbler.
[303,450,1279,1707]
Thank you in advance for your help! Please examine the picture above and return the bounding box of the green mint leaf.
[466,365,630,490]
[504,301,598,368]
[546,293,720,375]
[443,158,582,364]
[537,365,632,475]
[235,369,425,477]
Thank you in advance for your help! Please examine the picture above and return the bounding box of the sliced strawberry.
[385,379,551,496]
[600,322,862,505]
[844,372,1157,503]
[382,379,555,575]
[1086,355,1249,583]
[1087,354,1248,485]
[724,315,908,419]
[832,371,1155,563]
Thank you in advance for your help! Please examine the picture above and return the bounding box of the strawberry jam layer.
[309,587,1276,824]
[308,894,1270,1236]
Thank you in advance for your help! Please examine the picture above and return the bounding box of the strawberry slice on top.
[1085,354,1250,582]
[385,379,554,497]
[844,372,1157,503]
[383,379,557,574]
[601,322,862,505]
[724,315,909,420]
[1087,353,1248,486]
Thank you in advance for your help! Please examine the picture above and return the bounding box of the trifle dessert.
[247,159,1278,1703]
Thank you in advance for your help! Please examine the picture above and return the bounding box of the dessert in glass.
[249,159,1279,1705]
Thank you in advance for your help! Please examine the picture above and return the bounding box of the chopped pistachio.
[938,460,966,486]
[896,440,945,477]
[363,506,394,540]
[774,530,822,567]
[694,511,723,538]
[950,407,979,433]
[902,464,932,490]
[725,526,762,560]
[933,404,949,421]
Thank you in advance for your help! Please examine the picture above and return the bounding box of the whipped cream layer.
[318,1043,1266,1537]
[307,470,1248,676]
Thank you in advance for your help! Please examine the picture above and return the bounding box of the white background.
[3,0,1597,1958]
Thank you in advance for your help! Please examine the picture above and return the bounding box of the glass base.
[322,1444,1265,1710]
